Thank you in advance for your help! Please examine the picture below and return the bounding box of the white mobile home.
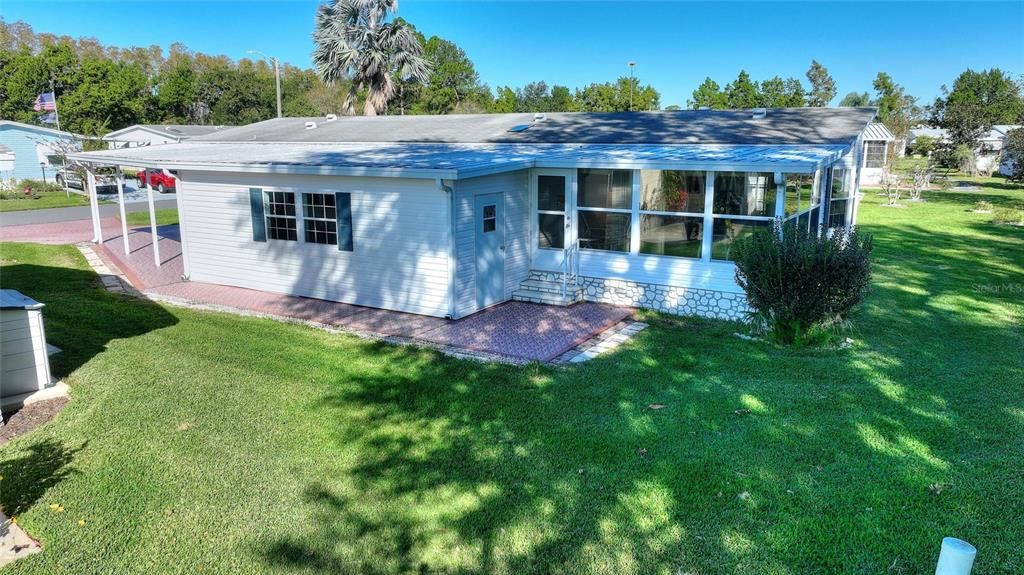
[102,124,226,149]
[69,107,876,320]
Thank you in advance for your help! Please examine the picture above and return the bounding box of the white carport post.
[116,167,130,254]
[86,164,103,245]
[146,173,161,267]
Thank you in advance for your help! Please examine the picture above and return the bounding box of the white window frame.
[636,169,708,260]
[576,169,633,253]
[264,190,298,242]
[301,192,338,246]
[707,171,781,262]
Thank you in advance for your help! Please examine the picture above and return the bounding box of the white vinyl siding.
[176,171,450,317]
[452,170,530,318]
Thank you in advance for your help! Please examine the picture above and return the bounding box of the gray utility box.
[1,289,55,401]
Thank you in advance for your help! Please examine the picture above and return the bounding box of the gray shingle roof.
[67,141,848,179]
[196,107,877,146]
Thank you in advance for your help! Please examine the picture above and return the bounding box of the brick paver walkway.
[9,220,637,362]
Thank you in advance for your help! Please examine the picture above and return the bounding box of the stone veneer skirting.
[525,271,751,320]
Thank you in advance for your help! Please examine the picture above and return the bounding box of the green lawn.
[0,190,103,212]
[123,208,179,227]
[1,182,1022,574]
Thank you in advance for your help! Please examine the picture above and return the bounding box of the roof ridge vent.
[305,121,318,130]
[325,114,338,122]
[533,113,546,122]
[751,108,767,119]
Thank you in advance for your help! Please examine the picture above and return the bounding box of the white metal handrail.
[561,239,579,300]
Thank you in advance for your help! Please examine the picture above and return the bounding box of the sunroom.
[503,144,859,318]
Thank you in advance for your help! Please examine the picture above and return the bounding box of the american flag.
[33,92,56,112]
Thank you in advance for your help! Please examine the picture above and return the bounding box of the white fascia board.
[65,152,459,179]
[535,158,826,174]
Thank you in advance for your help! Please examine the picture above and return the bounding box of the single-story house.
[859,122,896,186]
[68,107,876,320]
[907,124,1022,174]
[0,120,83,181]
[102,124,227,149]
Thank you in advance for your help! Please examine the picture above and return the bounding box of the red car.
[136,168,176,193]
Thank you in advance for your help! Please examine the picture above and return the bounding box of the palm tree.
[312,0,430,116]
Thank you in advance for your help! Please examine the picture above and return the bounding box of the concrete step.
[517,278,582,295]
[512,288,581,306]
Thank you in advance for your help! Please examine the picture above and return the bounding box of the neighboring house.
[69,107,876,320]
[859,122,895,186]
[102,124,226,149]
[0,120,83,181]
[907,124,1022,174]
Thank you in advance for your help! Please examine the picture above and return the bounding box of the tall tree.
[838,91,871,107]
[930,68,1024,146]
[689,77,726,109]
[575,77,659,112]
[724,71,759,109]
[758,76,792,108]
[490,86,517,113]
[312,0,430,115]
[805,60,836,107]
[414,36,484,114]
[548,85,576,112]
[871,73,919,139]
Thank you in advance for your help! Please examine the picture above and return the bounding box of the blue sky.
[4,1,1023,107]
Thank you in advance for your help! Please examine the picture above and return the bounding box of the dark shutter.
[335,192,353,251]
[250,188,266,242]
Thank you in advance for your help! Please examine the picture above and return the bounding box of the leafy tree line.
[0,16,659,136]
[687,60,835,110]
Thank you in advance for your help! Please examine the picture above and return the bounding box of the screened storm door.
[532,169,574,270]
[475,193,505,309]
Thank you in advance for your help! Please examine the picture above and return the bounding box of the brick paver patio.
[89,224,634,362]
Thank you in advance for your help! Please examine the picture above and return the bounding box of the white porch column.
[86,166,103,244]
[701,171,714,262]
[146,176,161,267]
[116,167,129,254]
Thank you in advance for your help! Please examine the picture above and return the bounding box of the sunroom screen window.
[713,172,775,216]
[577,169,632,252]
[638,170,706,259]
[711,171,777,261]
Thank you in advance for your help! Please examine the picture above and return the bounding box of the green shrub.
[732,220,873,345]
[17,179,64,194]
[992,207,1024,225]
[974,200,994,212]
[0,190,39,200]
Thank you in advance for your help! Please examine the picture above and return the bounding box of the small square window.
[483,219,496,232]
[483,205,496,219]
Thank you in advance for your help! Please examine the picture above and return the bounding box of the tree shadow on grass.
[253,194,1023,573]
[0,438,82,518]
[0,258,177,378]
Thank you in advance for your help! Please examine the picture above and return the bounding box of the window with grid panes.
[265,191,297,241]
[302,193,338,245]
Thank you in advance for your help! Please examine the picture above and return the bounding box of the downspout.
[436,178,456,319]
